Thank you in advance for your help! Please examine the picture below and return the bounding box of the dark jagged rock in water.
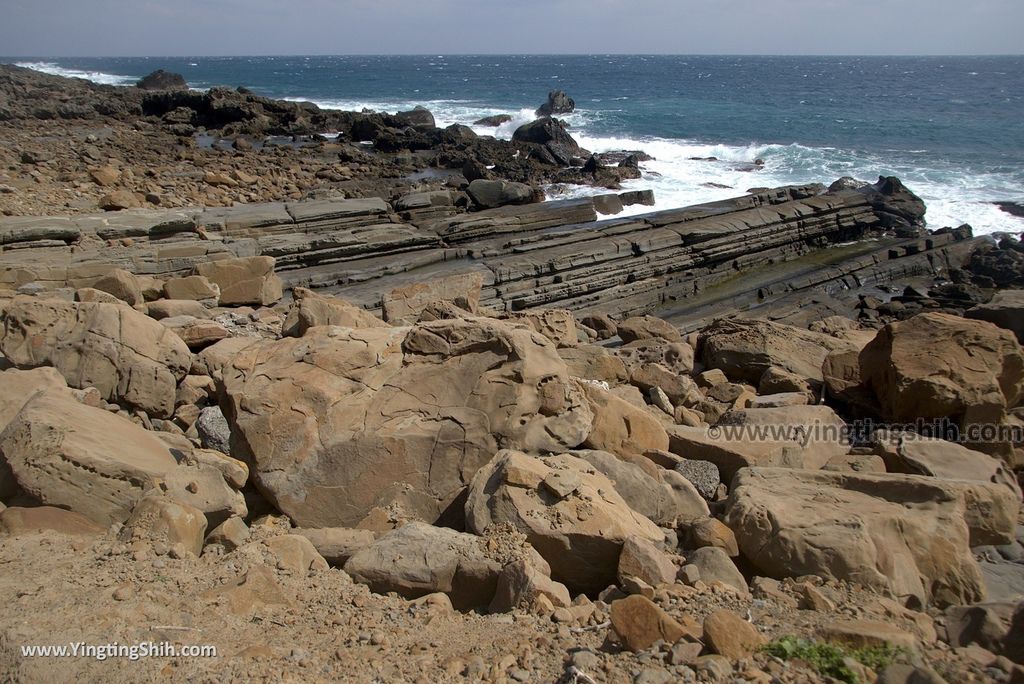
[513,117,578,148]
[136,70,187,91]
[536,90,576,117]
[512,117,587,166]
[828,176,870,192]
[473,114,512,127]
[394,106,436,129]
[619,154,645,169]
[995,201,1024,219]
[858,175,927,229]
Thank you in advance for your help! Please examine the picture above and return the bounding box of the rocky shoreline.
[1,65,1024,684]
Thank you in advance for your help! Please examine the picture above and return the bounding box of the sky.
[1,0,1022,56]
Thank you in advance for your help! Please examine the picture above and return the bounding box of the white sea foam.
[14,61,136,86]
[301,95,1022,236]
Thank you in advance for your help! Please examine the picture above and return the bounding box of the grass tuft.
[762,635,902,683]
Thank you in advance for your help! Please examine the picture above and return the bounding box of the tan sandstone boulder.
[281,287,387,337]
[465,450,663,594]
[194,256,283,306]
[610,595,701,652]
[700,318,861,388]
[382,271,483,324]
[572,449,709,525]
[667,405,849,481]
[0,367,70,502]
[344,521,517,610]
[91,268,144,307]
[557,345,629,384]
[118,494,208,556]
[0,389,245,526]
[0,296,191,418]
[724,467,1018,607]
[872,431,1021,504]
[703,609,767,659]
[489,557,571,613]
[0,506,106,537]
[860,312,1024,425]
[505,309,578,348]
[580,382,670,457]
[617,315,682,344]
[159,315,230,350]
[219,317,592,528]
[74,287,123,306]
[163,275,220,303]
[966,290,1024,343]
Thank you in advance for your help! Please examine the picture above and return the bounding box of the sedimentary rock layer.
[0,180,964,323]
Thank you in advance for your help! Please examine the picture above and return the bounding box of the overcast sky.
[2,0,1022,56]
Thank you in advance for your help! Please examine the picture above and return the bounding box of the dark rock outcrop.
[512,117,586,166]
[136,70,187,91]
[466,179,540,209]
[859,176,927,229]
[474,114,512,127]
[394,106,436,129]
[536,90,575,117]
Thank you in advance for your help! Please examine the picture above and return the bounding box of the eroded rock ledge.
[0,177,971,325]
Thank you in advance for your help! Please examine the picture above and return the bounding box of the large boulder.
[0,367,69,502]
[557,345,629,384]
[0,506,106,537]
[725,467,1018,607]
[0,297,191,418]
[344,521,548,611]
[512,117,585,164]
[394,106,435,129]
[294,527,376,566]
[91,268,144,307]
[489,557,571,613]
[505,310,578,348]
[0,389,245,526]
[860,176,927,229]
[136,69,187,90]
[610,595,701,653]
[859,312,1024,425]
[194,256,283,306]
[0,367,67,431]
[465,450,663,594]
[219,318,592,528]
[163,275,220,303]
[966,290,1024,344]
[572,449,709,525]
[381,272,483,325]
[667,405,849,481]
[118,494,208,557]
[617,316,682,344]
[580,382,669,457]
[872,432,1021,501]
[282,287,387,337]
[536,90,575,117]
[467,179,538,209]
[699,318,862,388]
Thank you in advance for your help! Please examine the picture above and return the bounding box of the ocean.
[8,55,1024,235]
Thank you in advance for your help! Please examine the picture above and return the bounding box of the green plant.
[762,636,901,684]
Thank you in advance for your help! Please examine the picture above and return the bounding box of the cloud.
[0,0,1021,56]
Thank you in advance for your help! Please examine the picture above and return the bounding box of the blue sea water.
[7,55,1024,235]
